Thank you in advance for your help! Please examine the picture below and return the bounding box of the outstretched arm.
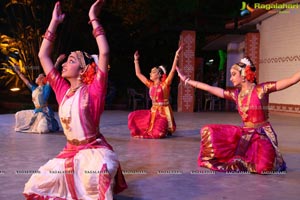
[89,0,109,73]
[176,67,224,98]
[276,71,300,91]
[133,50,148,85]
[12,65,31,88]
[166,46,182,84]
[38,1,65,75]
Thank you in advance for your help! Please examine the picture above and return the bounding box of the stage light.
[10,87,20,92]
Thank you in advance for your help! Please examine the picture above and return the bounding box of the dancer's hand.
[134,51,140,61]
[12,65,20,71]
[175,46,183,59]
[8,58,19,71]
[52,2,65,24]
[176,67,187,81]
[89,0,104,20]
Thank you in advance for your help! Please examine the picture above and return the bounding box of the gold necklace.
[66,84,82,98]
[61,88,78,131]
[239,89,250,98]
[239,84,255,98]
[238,84,255,119]
[70,84,82,92]
[153,82,162,101]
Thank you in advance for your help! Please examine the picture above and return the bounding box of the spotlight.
[10,87,20,92]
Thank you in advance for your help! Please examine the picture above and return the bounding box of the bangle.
[88,18,99,25]
[43,29,56,42]
[92,25,105,38]
[184,78,190,86]
[134,59,139,62]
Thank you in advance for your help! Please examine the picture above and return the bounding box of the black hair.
[235,56,256,72]
[81,51,95,66]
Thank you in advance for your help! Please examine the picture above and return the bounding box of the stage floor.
[0,110,300,200]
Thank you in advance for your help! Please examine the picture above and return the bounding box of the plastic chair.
[127,88,145,110]
[144,87,152,109]
[204,93,221,111]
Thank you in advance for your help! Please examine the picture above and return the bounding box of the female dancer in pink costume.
[128,47,182,139]
[23,1,127,199]
[177,57,300,174]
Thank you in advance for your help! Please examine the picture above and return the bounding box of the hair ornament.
[240,58,251,66]
[158,65,166,74]
[91,54,99,66]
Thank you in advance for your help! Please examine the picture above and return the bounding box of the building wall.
[245,33,260,82]
[177,31,196,112]
[258,8,300,113]
[225,42,245,111]
[226,42,245,87]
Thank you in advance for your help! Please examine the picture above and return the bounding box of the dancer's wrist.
[92,25,105,38]
[184,77,190,86]
[43,29,56,42]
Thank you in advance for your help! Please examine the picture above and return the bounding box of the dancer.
[12,64,59,133]
[128,46,182,139]
[23,1,127,199]
[177,57,300,174]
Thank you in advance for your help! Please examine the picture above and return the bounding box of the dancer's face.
[230,66,243,87]
[149,67,160,81]
[35,74,45,85]
[61,52,82,79]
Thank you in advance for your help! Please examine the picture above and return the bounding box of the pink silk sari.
[128,78,176,139]
[198,82,286,174]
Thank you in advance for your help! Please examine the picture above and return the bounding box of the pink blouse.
[224,82,277,125]
[47,67,107,138]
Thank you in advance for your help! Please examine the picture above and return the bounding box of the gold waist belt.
[244,121,268,128]
[152,101,169,106]
[35,104,47,109]
[67,134,99,146]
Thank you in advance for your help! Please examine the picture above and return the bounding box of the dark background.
[0,0,265,112]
